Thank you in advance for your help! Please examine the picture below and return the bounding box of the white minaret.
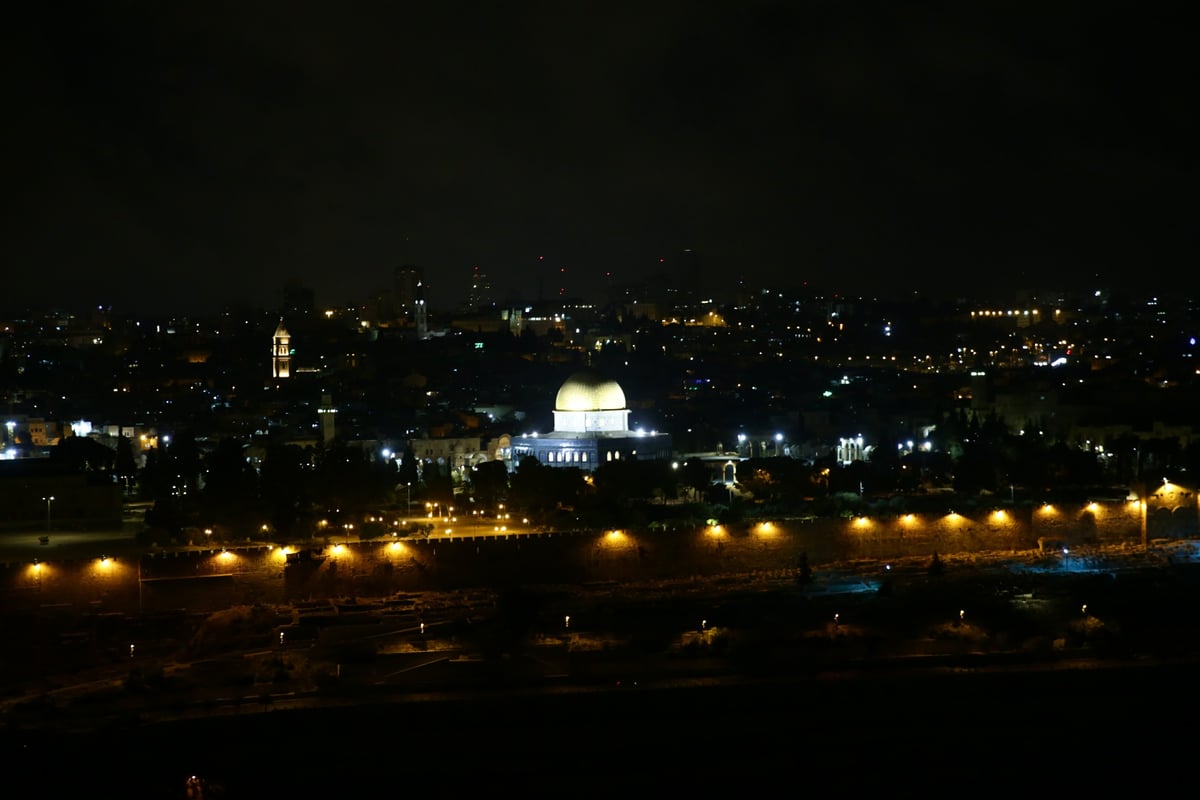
[272,319,291,379]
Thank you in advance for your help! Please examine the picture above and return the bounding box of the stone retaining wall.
[2,499,1193,614]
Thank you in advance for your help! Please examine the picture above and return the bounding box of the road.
[0,526,141,561]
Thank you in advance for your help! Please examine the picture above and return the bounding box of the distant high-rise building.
[467,265,493,311]
[282,279,315,317]
[395,264,428,338]
[271,319,291,379]
[680,248,702,297]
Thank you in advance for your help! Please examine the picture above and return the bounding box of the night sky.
[5,2,1194,314]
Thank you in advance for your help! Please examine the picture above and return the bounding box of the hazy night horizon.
[5,1,1193,314]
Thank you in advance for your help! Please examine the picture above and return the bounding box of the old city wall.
[2,499,1178,615]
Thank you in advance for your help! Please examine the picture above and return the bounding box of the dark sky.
[5,1,1195,314]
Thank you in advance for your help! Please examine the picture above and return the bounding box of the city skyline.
[6,2,1193,314]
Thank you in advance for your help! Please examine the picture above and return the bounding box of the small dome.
[555,368,626,412]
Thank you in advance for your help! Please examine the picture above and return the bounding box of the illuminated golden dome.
[555,369,626,412]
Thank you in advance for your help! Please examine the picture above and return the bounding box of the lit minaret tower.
[271,319,291,379]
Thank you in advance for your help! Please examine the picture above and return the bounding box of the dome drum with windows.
[509,368,671,470]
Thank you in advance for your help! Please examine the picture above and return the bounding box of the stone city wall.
[3,498,1187,615]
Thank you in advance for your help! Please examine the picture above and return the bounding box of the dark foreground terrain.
[5,543,1200,797]
[6,661,1198,798]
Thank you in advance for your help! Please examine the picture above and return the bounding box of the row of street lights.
[736,432,785,457]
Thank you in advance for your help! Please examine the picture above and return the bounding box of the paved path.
[0,527,142,562]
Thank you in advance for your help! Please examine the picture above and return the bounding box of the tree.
[470,460,509,506]
[115,435,138,491]
[166,430,203,497]
[420,461,456,513]
[259,443,311,536]
[829,461,869,496]
[397,444,419,489]
[312,445,392,510]
[739,460,782,503]
[679,458,713,502]
[202,437,256,516]
[144,495,185,537]
[546,466,587,512]
[592,459,680,508]
[953,441,999,494]
[862,443,901,494]
[51,435,115,472]
[592,460,645,503]
[509,457,585,515]
[509,456,550,510]
[140,433,204,536]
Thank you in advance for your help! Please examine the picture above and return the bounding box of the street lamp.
[42,495,54,532]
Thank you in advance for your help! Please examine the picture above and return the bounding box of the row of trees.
[48,406,1200,541]
[135,433,404,539]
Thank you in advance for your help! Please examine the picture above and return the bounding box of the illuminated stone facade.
[272,319,291,379]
